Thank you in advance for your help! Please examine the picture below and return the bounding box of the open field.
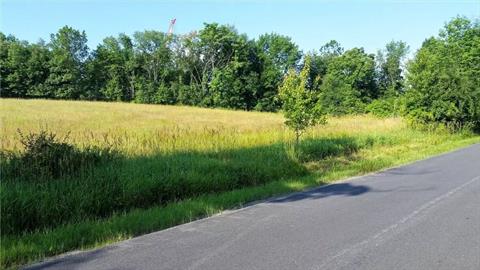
[1,98,479,269]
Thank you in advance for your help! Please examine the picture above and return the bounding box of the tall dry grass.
[1,98,404,154]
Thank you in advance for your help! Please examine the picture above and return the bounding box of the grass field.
[1,98,479,269]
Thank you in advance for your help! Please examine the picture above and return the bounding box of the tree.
[318,47,376,114]
[172,32,203,105]
[209,37,260,110]
[313,40,344,81]
[257,33,302,74]
[1,36,31,97]
[404,17,480,130]
[255,33,302,111]
[46,26,89,99]
[0,34,51,98]
[210,63,259,110]
[90,34,138,101]
[197,23,239,105]
[134,31,172,84]
[279,56,326,144]
[319,74,365,115]
[376,40,409,96]
[172,23,243,106]
[118,34,137,100]
[133,30,174,103]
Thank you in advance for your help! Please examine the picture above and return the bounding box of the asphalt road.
[27,144,480,270]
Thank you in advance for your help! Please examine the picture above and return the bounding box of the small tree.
[279,56,326,144]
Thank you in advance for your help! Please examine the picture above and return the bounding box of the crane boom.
[168,18,176,35]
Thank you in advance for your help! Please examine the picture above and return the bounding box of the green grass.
[1,98,479,269]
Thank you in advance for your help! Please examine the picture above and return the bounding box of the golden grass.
[1,98,405,155]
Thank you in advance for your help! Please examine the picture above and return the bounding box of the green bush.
[296,137,360,162]
[366,97,399,118]
[2,130,115,182]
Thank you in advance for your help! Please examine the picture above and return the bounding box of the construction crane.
[168,18,176,35]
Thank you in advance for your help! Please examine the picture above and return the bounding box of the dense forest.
[1,16,479,128]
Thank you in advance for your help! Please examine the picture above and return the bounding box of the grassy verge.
[2,133,478,269]
[1,99,479,269]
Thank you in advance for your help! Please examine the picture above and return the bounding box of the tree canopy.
[404,17,480,130]
[1,17,479,130]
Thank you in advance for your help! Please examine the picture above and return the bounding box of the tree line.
[1,17,479,128]
[0,21,407,111]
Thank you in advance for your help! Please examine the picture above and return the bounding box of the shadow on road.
[25,247,115,270]
[269,183,370,203]
[381,167,437,176]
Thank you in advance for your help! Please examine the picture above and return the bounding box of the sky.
[1,0,479,55]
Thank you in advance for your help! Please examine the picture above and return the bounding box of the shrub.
[366,97,399,118]
[2,130,115,182]
[296,137,360,162]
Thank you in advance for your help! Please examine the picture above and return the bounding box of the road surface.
[27,144,480,270]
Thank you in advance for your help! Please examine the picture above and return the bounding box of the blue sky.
[2,0,479,55]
